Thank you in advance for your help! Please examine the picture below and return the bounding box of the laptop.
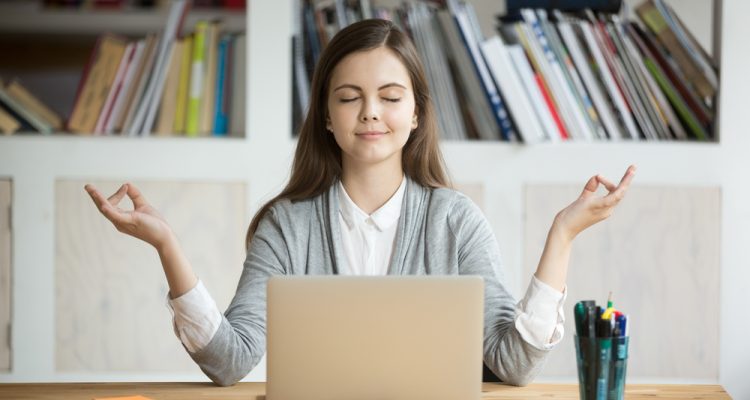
[265,275,485,400]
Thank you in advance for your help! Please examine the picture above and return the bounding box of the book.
[481,36,546,144]
[119,34,159,135]
[67,33,128,134]
[506,0,622,14]
[607,18,669,140]
[4,80,63,131]
[186,21,207,137]
[154,38,184,136]
[627,21,708,140]
[538,10,605,139]
[104,39,146,135]
[507,44,561,141]
[0,84,53,134]
[94,41,136,135]
[578,19,640,140]
[199,19,222,135]
[173,34,193,134]
[636,0,715,101]
[410,1,468,141]
[437,9,500,141]
[136,0,190,135]
[594,15,656,140]
[522,9,595,140]
[630,22,712,127]
[0,105,21,135]
[654,0,718,89]
[515,14,579,139]
[212,34,231,136]
[452,0,516,140]
[620,21,687,140]
[229,33,246,137]
[555,11,624,140]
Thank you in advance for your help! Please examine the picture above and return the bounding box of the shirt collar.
[338,175,406,232]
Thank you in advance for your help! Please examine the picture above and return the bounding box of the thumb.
[580,176,599,199]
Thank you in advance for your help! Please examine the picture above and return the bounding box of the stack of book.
[65,0,246,137]
[0,79,64,135]
[293,0,718,142]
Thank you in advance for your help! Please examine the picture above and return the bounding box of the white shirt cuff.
[514,275,567,350]
[165,279,222,353]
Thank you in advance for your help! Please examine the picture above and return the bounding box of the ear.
[411,114,418,130]
[325,113,333,132]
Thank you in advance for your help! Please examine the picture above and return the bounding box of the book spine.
[174,35,193,134]
[213,35,230,136]
[186,21,207,137]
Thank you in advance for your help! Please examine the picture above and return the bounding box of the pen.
[575,302,585,337]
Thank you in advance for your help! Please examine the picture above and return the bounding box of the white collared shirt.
[167,178,566,353]
[336,176,406,276]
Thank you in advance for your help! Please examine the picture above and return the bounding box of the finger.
[615,165,637,190]
[596,175,617,193]
[84,184,105,209]
[107,184,129,206]
[98,201,133,227]
[579,175,599,199]
[605,165,637,204]
[125,182,148,208]
[85,185,128,223]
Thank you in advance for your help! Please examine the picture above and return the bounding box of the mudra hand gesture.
[84,182,173,251]
[555,165,637,242]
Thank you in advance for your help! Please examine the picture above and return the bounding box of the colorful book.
[174,34,193,134]
[186,21,207,137]
[212,34,231,136]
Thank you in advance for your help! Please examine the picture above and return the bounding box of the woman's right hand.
[84,182,174,251]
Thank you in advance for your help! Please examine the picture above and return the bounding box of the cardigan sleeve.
[448,192,554,386]
[186,204,289,386]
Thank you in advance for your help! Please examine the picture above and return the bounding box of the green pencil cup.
[574,336,629,400]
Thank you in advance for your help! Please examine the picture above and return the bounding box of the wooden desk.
[0,382,731,399]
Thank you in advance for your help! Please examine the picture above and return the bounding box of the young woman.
[85,19,635,386]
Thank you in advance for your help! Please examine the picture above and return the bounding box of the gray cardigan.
[188,176,551,386]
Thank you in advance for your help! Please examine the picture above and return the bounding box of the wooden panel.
[0,179,11,371]
[55,180,247,372]
[523,185,720,380]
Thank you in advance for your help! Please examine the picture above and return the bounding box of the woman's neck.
[341,161,404,215]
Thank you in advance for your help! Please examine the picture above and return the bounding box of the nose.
[360,99,380,122]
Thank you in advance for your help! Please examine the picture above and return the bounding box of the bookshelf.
[1,1,750,399]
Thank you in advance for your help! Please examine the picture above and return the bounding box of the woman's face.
[326,46,418,169]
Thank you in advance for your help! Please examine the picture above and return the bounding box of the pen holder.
[574,336,629,400]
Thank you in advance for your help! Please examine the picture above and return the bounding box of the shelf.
[0,8,246,36]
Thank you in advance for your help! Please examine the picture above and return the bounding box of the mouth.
[356,131,387,139]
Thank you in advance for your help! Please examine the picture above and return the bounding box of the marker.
[601,292,615,320]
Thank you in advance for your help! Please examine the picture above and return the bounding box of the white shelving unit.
[1,1,749,398]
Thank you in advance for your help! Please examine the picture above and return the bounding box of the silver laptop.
[266,275,485,400]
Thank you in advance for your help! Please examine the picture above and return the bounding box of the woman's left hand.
[553,165,636,243]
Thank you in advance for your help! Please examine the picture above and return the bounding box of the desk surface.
[0,382,731,399]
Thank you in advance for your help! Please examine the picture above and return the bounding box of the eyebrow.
[333,82,407,92]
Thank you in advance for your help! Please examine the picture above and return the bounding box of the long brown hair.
[245,18,451,249]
